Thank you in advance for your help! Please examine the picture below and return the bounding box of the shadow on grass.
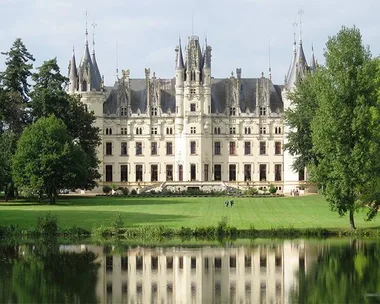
[0,210,192,228]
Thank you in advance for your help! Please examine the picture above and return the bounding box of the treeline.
[0,39,100,204]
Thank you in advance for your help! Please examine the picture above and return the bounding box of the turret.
[68,47,78,94]
[185,35,203,85]
[91,27,102,89]
[175,38,185,85]
[202,39,212,87]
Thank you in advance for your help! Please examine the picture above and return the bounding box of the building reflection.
[60,241,316,304]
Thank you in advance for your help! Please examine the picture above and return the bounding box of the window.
[121,142,127,156]
[135,127,142,135]
[151,164,158,181]
[260,142,266,155]
[190,127,196,134]
[260,127,267,135]
[259,107,266,116]
[214,142,221,155]
[214,127,221,134]
[299,168,305,181]
[136,142,142,155]
[229,142,236,155]
[121,127,127,135]
[151,107,157,116]
[120,107,127,116]
[190,141,196,154]
[166,127,173,135]
[214,164,221,181]
[105,128,113,135]
[244,142,251,155]
[166,142,173,155]
[151,142,157,155]
[244,164,251,181]
[229,127,236,135]
[244,127,251,135]
[166,165,173,181]
[230,107,236,116]
[229,164,236,181]
[275,164,282,181]
[275,126,282,134]
[136,165,143,181]
[120,165,128,182]
[178,164,183,181]
[190,103,196,112]
[275,142,282,155]
[204,164,209,181]
[105,165,113,182]
[190,88,196,94]
[259,164,267,181]
[151,127,158,135]
[106,142,112,155]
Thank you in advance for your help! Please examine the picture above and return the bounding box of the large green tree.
[285,26,380,229]
[12,115,88,204]
[30,58,101,190]
[0,131,18,200]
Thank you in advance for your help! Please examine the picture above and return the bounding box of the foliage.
[0,131,18,197]
[36,212,58,235]
[245,187,258,196]
[268,185,277,194]
[102,185,111,194]
[12,115,87,204]
[119,187,129,195]
[111,213,124,231]
[285,26,380,228]
[30,59,101,190]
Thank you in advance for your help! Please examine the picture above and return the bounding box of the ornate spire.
[176,38,185,69]
[91,22,101,85]
[310,44,317,72]
[85,10,89,46]
[68,46,78,93]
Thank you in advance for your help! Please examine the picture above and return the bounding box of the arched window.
[105,128,109,135]
[109,128,112,135]
[82,80,87,92]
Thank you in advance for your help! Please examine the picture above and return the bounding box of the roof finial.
[192,12,194,36]
[298,8,304,43]
[268,40,272,80]
[85,9,88,46]
[116,40,119,80]
[72,45,75,55]
[92,22,97,55]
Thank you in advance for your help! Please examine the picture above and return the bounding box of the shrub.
[111,213,124,231]
[245,187,258,196]
[103,185,112,194]
[37,212,58,235]
[119,187,129,196]
[269,185,277,194]
[130,189,137,196]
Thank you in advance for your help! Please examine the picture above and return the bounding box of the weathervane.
[92,22,97,50]
[298,8,304,41]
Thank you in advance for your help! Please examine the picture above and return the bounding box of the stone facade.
[68,34,315,193]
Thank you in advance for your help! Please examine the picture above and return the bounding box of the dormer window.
[120,107,128,117]
[151,107,158,116]
[230,107,236,116]
[259,107,266,116]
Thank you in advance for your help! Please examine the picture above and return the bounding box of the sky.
[0,0,379,86]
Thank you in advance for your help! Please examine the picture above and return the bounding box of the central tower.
[174,36,212,182]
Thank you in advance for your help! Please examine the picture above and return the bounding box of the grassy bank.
[0,194,379,231]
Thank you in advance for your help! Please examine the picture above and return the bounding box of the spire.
[176,38,185,69]
[91,22,101,85]
[68,46,78,93]
[268,40,272,80]
[85,10,89,46]
[310,44,317,72]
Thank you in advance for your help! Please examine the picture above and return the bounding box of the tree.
[0,131,18,200]
[285,26,380,229]
[30,59,101,190]
[12,115,87,204]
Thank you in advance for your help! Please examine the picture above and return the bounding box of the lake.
[1,239,379,303]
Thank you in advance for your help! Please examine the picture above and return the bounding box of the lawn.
[0,194,378,230]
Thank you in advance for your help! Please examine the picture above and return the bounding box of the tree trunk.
[349,209,356,230]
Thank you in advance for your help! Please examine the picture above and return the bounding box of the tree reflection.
[0,243,100,304]
[290,241,380,304]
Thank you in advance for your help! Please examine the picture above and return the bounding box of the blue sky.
[0,0,379,85]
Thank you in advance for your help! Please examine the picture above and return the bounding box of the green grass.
[0,194,378,230]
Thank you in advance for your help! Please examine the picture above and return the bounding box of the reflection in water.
[0,240,379,303]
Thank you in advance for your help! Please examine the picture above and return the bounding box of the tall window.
[214,127,221,134]
[121,127,127,135]
[121,142,127,156]
[151,127,158,135]
[275,142,282,155]
[244,127,251,135]
[178,164,183,181]
[229,142,236,155]
[135,165,143,181]
[151,107,157,116]
[190,141,196,154]
[120,165,128,182]
[260,127,266,135]
[260,142,266,155]
[214,164,221,181]
[230,107,236,116]
[135,127,142,135]
[275,126,282,134]
[204,164,209,181]
[259,107,266,116]
[244,142,251,155]
[106,142,112,155]
[214,142,221,155]
[244,164,251,181]
[166,127,173,135]
[166,142,173,155]
[259,164,267,181]
[166,165,173,181]
[105,165,113,182]
[229,164,236,181]
[275,164,282,181]
[136,142,142,155]
[120,107,127,116]
[190,103,196,112]
[151,165,158,181]
[151,142,157,155]
[229,127,236,135]
[299,168,305,181]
